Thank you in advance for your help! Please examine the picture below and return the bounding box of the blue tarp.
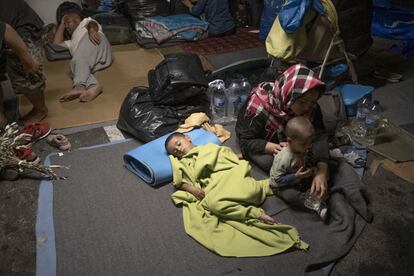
[372,0,414,56]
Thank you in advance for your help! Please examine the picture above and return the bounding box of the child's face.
[64,13,81,34]
[167,135,194,158]
[288,135,313,154]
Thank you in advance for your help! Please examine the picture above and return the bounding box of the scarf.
[245,64,325,140]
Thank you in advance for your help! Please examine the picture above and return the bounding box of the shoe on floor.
[16,122,51,145]
[47,134,71,151]
[14,146,41,164]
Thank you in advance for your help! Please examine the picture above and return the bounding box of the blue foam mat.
[123,129,221,187]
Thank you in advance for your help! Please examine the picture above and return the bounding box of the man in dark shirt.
[0,0,47,125]
[181,0,236,37]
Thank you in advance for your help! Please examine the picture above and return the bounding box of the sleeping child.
[53,9,112,102]
[165,132,275,224]
[165,132,309,256]
[269,116,328,221]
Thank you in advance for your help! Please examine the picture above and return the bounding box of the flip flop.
[373,68,403,83]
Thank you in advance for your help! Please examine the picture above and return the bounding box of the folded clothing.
[124,128,221,187]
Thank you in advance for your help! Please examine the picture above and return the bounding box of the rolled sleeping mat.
[123,128,221,187]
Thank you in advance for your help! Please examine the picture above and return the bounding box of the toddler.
[270,116,328,221]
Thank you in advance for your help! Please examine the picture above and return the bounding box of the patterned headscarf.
[245,64,325,140]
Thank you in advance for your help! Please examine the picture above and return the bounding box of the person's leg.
[62,34,112,102]
[59,57,88,102]
[0,51,7,127]
[247,153,274,173]
[6,39,47,122]
[0,84,6,128]
[79,34,112,102]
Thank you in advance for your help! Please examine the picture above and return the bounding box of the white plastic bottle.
[239,78,251,106]
[364,100,381,146]
[208,80,227,124]
[226,80,241,123]
[353,96,372,140]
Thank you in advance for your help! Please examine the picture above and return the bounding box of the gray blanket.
[48,136,371,275]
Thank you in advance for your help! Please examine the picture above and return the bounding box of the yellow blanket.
[170,143,309,257]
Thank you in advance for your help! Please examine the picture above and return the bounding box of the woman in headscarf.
[236,64,329,198]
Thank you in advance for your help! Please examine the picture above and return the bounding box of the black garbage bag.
[117,86,210,142]
[148,53,208,106]
[115,0,171,23]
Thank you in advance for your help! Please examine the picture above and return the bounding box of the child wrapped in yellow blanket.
[166,132,309,257]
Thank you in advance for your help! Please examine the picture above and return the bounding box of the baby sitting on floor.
[53,7,112,102]
[270,117,328,221]
[165,132,275,224]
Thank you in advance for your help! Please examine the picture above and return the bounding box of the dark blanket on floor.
[180,27,264,56]
[49,134,371,275]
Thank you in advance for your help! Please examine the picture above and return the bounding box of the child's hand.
[295,166,313,179]
[88,28,101,45]
[61,14,68,26]
[191,187,205,200]
[259,212,275,225]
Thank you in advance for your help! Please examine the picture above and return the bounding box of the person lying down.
[53,10,112,102]
[165,132,309,257]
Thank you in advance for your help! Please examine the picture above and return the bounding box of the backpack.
[317,89,347,131]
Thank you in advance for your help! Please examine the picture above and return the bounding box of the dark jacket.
[190,0,235,36]
[235,99,330,164]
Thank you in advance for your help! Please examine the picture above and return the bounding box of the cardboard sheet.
[20,44,163,129]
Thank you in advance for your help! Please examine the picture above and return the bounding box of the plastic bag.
[117,86,210,142]
[278,0,324,33]
[259,0,284,40]
[148,53,208,106]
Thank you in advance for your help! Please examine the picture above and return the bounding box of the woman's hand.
[265,142,288,155]
[181,0,193,8]
[311,173,327,198]
[22,56,42,77]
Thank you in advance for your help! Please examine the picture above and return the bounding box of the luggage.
[44,43,71,61]
[93,12,135,45]
[148,53,208,105]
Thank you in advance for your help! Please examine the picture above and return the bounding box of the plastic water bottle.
[364,100,381,146]
[226,80,241,122]
[304,190,321,211]
[353,96,371,139]
[239,78,251,106]
[209,80,227,124]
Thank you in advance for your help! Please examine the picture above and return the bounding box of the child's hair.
[164,132,186,154]
[285,117,315,141]
[56,1,84,23]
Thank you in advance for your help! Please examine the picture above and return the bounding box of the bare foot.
[59,85,86,102]
[259,212,275,225]
[79,84,102,102]
[20,107,48,123]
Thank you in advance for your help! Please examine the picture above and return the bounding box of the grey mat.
[51,127,368,275]
[332,165,414,275]
[205,47,267,69]
[373,78,414,126]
